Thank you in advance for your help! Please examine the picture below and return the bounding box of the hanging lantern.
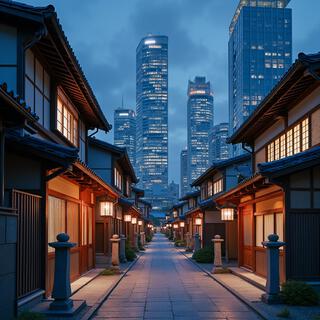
[124,214,132,222]
[179,221,185,228]
[220,203,237,221]
[173,210,178,218]
[138,220,143,226]
[131,217,137,224]
[100,201,114,217]
[173,224,178,229]
[195,218,202,226]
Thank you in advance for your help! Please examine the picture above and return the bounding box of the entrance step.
[229,267,266,291]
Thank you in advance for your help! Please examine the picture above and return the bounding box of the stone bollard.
[261,234,285,304]
[48,233,85,312]
[110,234,121,271]
[140,231,145,247]
[192,233,200,257]
[211,235,224,273]
[119,234,127,263]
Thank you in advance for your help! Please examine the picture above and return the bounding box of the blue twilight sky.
[25,0,320,184]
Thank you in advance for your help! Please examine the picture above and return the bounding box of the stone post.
[48,233,77,311]
[192,233,200,257]
[211,235,224,274]
[110,234,120,271]
[119,234,127,263]
[140,231,145,247]
[261,234,285,304]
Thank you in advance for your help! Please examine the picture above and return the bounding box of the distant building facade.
[180,148,189,197]
[136,35,169,212]
[209,122,230,162]
[229,0,292,156]
[187,76,214,185]
[114,108,136,167]
[168,180,179,203]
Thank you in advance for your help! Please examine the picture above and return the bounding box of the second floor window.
[208,180,213,197]
[114,168,122,190]
[57,89,78,146]
[213,178,223,195]
[267,117,309,162]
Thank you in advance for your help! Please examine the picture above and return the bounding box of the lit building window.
[267,118,310,162]
[301,118,309,151]
[208,180,213,196]
[293,124,300,154]
[114,168,122,190]
[57,89,78,146]
[213,178,223,195]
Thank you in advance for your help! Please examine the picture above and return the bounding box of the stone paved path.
[93,233,262,319]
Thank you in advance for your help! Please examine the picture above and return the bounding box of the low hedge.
[192,246,214,263]
[125,238,137,261]
[280,281,319,306]
[174,239,186,247]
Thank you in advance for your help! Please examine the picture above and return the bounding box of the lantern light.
[100,201,114,217]
[173,224,178,229]
[179,221,185,228]
[195,218,202,226]
[131,217,137,224]
[220,203,237,221]
[124,214,132,222]
[221,207,235,221]
[138,220,143,226]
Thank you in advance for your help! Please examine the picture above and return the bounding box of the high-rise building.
[209,123,230,163]
[187,76,214,185]
[168,180,179,206]
[136,35,168,212]
[229,0,292,156]
[180,148,189,197]
[114,108,136,168]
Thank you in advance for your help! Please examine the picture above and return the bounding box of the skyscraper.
[114,108,136,167]
[187,76,214,185]
[209,123,230,163]
[229,0,292,156]
[168,180,179,206]
[136,35,168,212]
[180,148,189,197]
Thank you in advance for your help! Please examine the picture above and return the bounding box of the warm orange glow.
[100,201,114,217]
[195,218,202,226]
[179,221,185,228]
[131,217,137,224]
[124,214,132,222]
[173,224,178,229]
[221,207,234,221]
[138,220,143,226]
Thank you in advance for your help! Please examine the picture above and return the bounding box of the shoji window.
[25,49,50,129]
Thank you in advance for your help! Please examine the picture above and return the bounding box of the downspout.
[0,121,5,206]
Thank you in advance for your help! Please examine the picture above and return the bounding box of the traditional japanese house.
[191,154,251,259]
[87,138,140,258]
[180,191,202,245]
[0,1,118,312]
[216,52,320,282]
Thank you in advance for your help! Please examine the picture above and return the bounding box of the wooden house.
[0,1,117,313]
[216,52,320,282]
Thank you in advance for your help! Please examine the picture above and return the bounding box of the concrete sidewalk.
[176,246,320,320]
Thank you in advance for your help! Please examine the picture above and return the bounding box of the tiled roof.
[258,146,320,178]
[0,83,39,121]
[179,190,200,201]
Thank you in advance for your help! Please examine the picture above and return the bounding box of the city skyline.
[25,0,320,183]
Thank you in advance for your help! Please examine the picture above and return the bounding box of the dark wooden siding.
[286,211,320,281]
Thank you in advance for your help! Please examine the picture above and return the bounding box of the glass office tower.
[187,76,214,185]
[229,0,292,156]
[209,122,230,163]
[136,35,168,212]
[180,148,189,197]
[114,108,136,168]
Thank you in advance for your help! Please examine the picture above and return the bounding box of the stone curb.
[81,251,144,320]
[174,245,274,320]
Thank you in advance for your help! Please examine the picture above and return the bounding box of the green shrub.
[168,235,173,241]
[192,246,214,263]
[277,308,290,318]
[100,268,116,276]
[18,311,45,320]
[125,238,137,261]
[146,235,152,242]
[174,239,186,247]
[280,281,319,306]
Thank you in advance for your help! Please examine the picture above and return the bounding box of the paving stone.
[92,234,260,320]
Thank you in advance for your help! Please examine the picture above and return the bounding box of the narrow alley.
[93,234,261,320]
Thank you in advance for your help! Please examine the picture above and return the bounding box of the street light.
[124,214,132,222]
[220,203,237,221]
[179,221,185,228]
[195,218,202,226]
[100,201,114,217]
[173,224,178,229]
[138,220,143,226]
[131,217,137,224]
